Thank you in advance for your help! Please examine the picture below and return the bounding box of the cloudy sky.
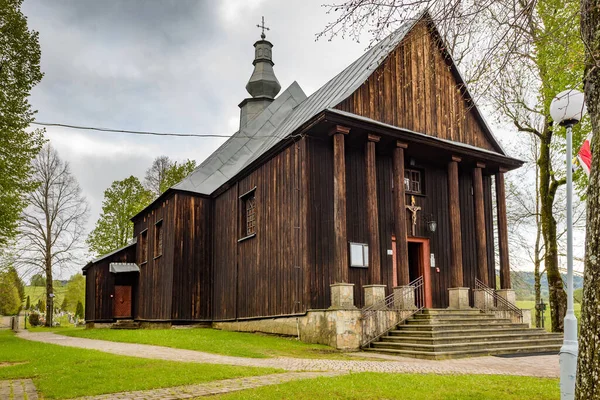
[21,0,582,278]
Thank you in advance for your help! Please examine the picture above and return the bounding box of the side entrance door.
[113,285,132,319]
[392,235,433,308]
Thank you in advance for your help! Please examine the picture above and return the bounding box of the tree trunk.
[538,128,567,332]
[576,0,600,397]
[44,254,53,327]
[534,262,542,327]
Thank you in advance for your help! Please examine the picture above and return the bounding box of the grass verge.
[213,372,560,400]
[516,300,581,332]
[0,330,278,399]
[56,327,354,359]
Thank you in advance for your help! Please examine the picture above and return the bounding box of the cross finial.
[256,16,269,39]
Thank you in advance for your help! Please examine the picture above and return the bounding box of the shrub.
[75,301,84,320]
[28,312,41,326]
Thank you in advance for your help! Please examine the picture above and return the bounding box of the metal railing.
[360,276,424,347]
[475,278,523,323]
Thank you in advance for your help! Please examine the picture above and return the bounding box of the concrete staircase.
[365,309,562,359]
[111,319,140,330]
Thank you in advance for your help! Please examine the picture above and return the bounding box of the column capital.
[476,162,486,169]
[367,134,381,142]
[498,167,508,173]
[396,141,408,149]
[329,125,350,136]
[451,155,462,163]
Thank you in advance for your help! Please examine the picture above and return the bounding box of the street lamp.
[550,88,586,400]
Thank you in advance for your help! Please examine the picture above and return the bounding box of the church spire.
[239,17,281,128]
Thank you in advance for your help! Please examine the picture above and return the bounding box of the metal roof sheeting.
[109,263,140,274]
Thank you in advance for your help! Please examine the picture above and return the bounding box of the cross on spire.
[256,16,270,39]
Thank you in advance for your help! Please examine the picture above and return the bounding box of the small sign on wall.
[430,253,436,268]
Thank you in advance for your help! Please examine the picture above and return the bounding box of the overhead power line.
[31,121,239,138]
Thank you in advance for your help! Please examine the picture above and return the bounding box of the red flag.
[578,133,592,176]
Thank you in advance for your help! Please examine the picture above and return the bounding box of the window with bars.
[404,169,422,194]
[140,229,148,263]
[154,220,163,258]
[240,188,257,240]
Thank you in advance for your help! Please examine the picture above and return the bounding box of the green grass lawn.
[0,330,278,399]
[213,372,560,400]
[516,300,581,332]
[56,327,356,359]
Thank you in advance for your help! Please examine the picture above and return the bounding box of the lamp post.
[550,88,586,400]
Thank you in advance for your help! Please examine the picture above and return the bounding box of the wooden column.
[365,134,381,284]
[331,125,350,283]
[495,169,511,289]
[393,142,410,286]
[448,156,464,288]
[473,162,488,286]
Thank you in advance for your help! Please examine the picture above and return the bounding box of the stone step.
[364,345,561,360]
[397,322,526,331]
[413,313,497,320]
[420,309,483,315]
[388,327,551,338]
[371,338,564,353]
[111,320,140,330]
[405,317,512,325]
[380,332,563,345]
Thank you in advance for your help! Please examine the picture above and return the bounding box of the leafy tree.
[75,301,84,320]
[4,266,24,301]
[87,176,152,256]
[159,159,196,193]
[25,294,29,310]
[63,273,84,312]
[0,0,45,246]
[17,145,88,327]
[60,296,68,311]
[30,273,45,287]
[0,270,21,315]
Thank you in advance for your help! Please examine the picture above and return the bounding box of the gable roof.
[165,11,506,198]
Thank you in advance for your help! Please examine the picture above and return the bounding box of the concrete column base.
[330,283,356,310]
[363,285,386,307]
[473,289,495,310]
[448,287,470,309]
[393,286,416,310]
[496,289,516,305]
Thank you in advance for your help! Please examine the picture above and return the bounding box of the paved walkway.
[17,331,560,378]
[72,372,343,400]
[0,379,38,400]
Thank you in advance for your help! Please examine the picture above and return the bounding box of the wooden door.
[392,236,433,308]
[113,285,132,318]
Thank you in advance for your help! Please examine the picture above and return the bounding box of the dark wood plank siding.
[172,194,212,320]
[306,137,335,310]
[133,195,174,320]
[84,243,136,321]
[212,141,307,320]
[335,21,497,152]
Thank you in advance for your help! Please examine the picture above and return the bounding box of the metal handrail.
[360,276,424,347]
[475,278,523,322]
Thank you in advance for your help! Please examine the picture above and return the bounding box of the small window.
[154,220,163,258]
[140,230,148,263]
[405,169,422,194]
[349,242,369,268]
[239,187,257,240]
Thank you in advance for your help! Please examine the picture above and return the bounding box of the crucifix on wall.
[406,195,421,236]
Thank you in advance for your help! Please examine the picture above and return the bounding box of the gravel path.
[17,331,560,378]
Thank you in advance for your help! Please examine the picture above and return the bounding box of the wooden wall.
[335,21,498,153]
[133,192,212,321]
[84,243,136,321]
[306,136,498,309]
[212,141,308,320]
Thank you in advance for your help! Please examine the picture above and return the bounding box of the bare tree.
[16,145,88,327]
[144,156,172,197]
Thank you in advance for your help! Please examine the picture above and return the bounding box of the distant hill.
[508,270,583,301]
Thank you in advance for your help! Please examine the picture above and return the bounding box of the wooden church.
[84,13,528,343]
